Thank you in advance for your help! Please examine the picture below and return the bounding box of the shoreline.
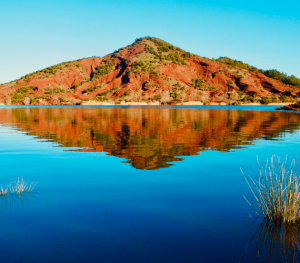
[79,101,292,106]
[0,101,293,107]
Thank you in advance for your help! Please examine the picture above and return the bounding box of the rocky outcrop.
[276,103,300,112]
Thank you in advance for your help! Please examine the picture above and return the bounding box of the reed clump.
[0,184,9,196]
[243,156,300,224]
[10,177,36,195]
[0,177,36,197]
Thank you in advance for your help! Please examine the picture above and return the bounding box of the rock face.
[23,97,30,105]
[0,37,299,105]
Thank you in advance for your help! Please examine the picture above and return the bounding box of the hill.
[0,37,299,105]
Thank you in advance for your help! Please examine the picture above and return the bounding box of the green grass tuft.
[243,156,300,224]
[0,177,36,196]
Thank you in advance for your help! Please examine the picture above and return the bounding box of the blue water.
[0,106,299,262]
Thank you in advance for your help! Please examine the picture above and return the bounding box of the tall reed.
[10,177,36,195]
[0,184,9,196]
[243,156,300,224]
[0,177,36,197]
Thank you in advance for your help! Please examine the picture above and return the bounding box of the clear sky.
[0,0,299,84]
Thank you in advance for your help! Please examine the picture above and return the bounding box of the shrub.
[124,90,132,96]
[260,96,272,105]
[242,95,255,103]
[165,52,187,65]
[183,52,192,58]
[11,92,25,104]
[17,86,36,93]
[91,61,115,80]
[93,96,109,102]
[44,87,68,94]
[82,86,99,94]
[170,90,178,99]
[192,78,205,89]
[237,91,244,98]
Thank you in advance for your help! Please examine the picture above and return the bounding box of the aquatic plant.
[0,184,10,196]
[10,177,36,195]
[243,156,300,224]
[0,177,36,197]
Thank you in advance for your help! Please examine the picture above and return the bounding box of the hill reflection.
[0,107,300,170]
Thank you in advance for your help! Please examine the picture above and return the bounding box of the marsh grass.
[9,177,36,195]
[243,156,300,224]
[0,183,10,196]
[0,177,36,197]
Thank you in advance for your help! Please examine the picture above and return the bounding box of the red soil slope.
[0,37,299,105]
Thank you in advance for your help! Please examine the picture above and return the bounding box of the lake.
[0,106,299,263]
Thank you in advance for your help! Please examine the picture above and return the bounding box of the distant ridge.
[0,37,299,105]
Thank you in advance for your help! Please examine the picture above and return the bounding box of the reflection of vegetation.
[242,219,300,263]
[243,156,300,223]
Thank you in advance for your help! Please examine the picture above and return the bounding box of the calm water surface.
[0,106,299,263]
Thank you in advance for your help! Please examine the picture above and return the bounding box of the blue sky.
[0,0,299,84]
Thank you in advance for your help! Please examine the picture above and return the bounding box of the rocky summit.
[1,37,300,106]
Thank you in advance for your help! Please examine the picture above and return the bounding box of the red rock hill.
[1,37,299,105]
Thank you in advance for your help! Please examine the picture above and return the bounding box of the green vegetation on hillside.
[44,87,71,94]
[215,57,300,88]
[82,86,99,94]
[129,60,159,75]
[192,78,216,90]
[135,37,188,65]
[91,61,115,80]
[263,70,300,88]
[10,86,36,103]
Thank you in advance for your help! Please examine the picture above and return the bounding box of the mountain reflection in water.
[0,107,300,170]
